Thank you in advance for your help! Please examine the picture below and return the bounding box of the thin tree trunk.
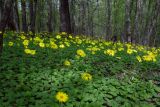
[21,0,28,32]
[59,0,72,34]
[69,0,76,34]
[0,0,5,21]
[0,0,14,54]
[13,0,20,31]
[105,0,112,40]
[29,0,37,33]
[133,0,143,44]
[47,0,53,32]
[125,0,131,43]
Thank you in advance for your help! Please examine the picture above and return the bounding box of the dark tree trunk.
[0,0,5,21]
[13,0,20,31]
[105,0,112,40]
[0,0,14,54]
[59,0,72,34]
[29,0,37,33]
[47,0,53,32]
[21,0,27,32]
[125,0,131,43]
[70,0,76,34]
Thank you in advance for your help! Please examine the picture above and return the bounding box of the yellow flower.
[23,40,29,46]
[127,49,133,54]
[64,60,71,66]
[81,72,92,81]
[69,35,72,39]
[136,56,142,62]
[56,35,61,39]
[118,47,124,51]
[39,42,45,48]
[77,49,86,57]
[59,44,65,48]
[0,31,2,34]
[8,42,14,46]
[55,92,69,103]
[24,49,36,55]
[50,42,58,49]
[61,32,67,35]
[21,35,26,40]
[104,49,116,56]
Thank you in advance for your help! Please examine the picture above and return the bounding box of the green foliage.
[0,32,160,107]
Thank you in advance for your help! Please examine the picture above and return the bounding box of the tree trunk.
[47,0,53,32]
[59,0,72,34]
[148,0,160,46]
[69,0,76,34]
[0,0,14,54]
[29,0,37,33]
[21,0,28,32]
[105,0,112,40]
[133,0,143,44]
[13,0,20,31]
[125,0,131,43]
[0,0,5,21]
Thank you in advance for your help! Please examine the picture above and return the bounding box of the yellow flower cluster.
[86,46,100,54]
[81,72,92,81]
[142,52,157,62]
[23,39,29,46]
[77,49,86,57]
[8,42,14,46]
[24,48,36,55]
[64,60,71,66]
[39,42,45,48]
[104,49,116,56]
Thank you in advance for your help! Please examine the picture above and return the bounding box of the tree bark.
[0,0,5,21]
[47,0,53,32]
[29,0,37,33]
[0,0,14,54]
[13,0,20,31]
[21,0,28,32]
[105,0,112,40]
[133,0,143,44]
[59,0,72,34]
[125,0,131,43]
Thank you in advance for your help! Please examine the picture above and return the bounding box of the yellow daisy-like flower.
[59,44,65,48]
[39,42,45,48]
[24,49,36,55]
[50,42,58,49]
[81,72,92,81]
[8,42,14,46]
[77,49,86,57]
[20,35,26,40]
[64,60,71,66]
[69,35,72,39]
[23,39,29,46]
[56,35,61,39]
[127,49,134,54]
[55,92,69,103]
[104,49,116,56]
[61,32,67,35]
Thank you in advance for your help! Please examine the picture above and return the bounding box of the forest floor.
[0,32,160,107]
